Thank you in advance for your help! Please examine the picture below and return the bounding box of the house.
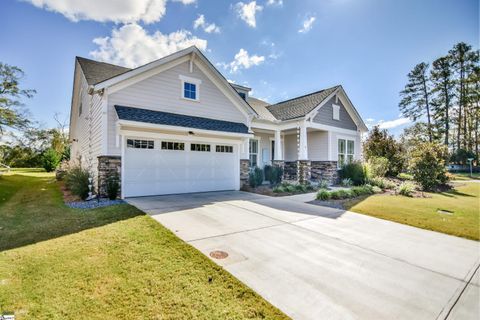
[69,46,368,198]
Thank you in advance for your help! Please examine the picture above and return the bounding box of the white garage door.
[123,138,238,197]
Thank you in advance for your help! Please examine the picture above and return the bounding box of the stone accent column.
[311,161,339,184]
[297,160,311,184]
[283,161,298,181]
[98,156,121,197]
[240,159,250,189]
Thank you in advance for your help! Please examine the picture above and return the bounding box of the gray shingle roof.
[115,105,249,134]
[266,86,340,121]
[76,57,131,85]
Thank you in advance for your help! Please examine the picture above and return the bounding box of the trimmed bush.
[351,185,374,197]
[65,166,90,200]
[339,161,365,185]
[285,184,296,193]
[269,165,283,185]
[372,186,383,193]
[366,156,389,178]
[410,142,449,191]
[106,174,120,200]
[42,148,61,172]
[397,182,416,197]
[273,186,285,193]
[316,189,331,201]
[249,167,264,188]
[330,189,353,200]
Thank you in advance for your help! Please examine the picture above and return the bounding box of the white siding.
[252,132,274,168]
[69,64,105,190]
[107,61,247,155]
[307,131,329,161]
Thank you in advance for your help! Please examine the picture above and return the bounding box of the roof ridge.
[269,85,341,107]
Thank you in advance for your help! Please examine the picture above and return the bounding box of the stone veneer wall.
[311,161,338,184]
[240,159,250,189]
[297,160,311,184]
[283,161,297,181]
[98,156,121,197]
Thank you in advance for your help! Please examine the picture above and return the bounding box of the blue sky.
[1,0,478,135]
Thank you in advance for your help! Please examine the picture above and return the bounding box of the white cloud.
[219,48,265,73]
[24,0,171,24]
[235,1,262,28]
[266,0,283,6]
[90,24,207,68]
[377,117,411,129]
[193,14,220,33]
[298,16,316,33]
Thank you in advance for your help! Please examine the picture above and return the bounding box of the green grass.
[0,169,288,319]
[344,182,480,240]
[451,172,480,180]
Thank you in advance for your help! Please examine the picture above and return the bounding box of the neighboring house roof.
[246,97,276,121]
[266,86,340,121]
[76,57,131,85]
[115,105,249,134]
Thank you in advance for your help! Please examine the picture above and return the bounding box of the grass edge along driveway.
[0,169,289,320]
[344,181,480,241]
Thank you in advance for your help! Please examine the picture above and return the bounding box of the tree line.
[399,42,479,164]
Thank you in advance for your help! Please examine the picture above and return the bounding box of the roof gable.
[266,86,339,121]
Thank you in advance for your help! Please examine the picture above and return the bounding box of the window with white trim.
[216,145,233,153]
[333,104,340,120]
[191,143,210,152]
[127,139,154,149]
[338,139,354,167]
[161,141,185,150]
[249,139,258,167]
[179,75,201,101]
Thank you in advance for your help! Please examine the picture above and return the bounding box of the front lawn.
[0,169,288,319]
[344,182,480,240]
[451,172,480,180]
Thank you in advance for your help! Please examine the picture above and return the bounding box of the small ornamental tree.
[409,142,449,191]
[363,126,405,176]
[42,148,60,172]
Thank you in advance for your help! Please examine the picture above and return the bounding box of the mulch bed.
[58,180,124,210]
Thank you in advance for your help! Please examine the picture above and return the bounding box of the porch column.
[274,129,283,160]
[298,124,308,160]
[239,138,250,189]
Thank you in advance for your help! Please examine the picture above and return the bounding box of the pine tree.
[430,56,455,148]
[399,62,433,142]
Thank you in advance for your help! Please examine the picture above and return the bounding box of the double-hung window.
[249,139,258,167]
[338,139,354,167]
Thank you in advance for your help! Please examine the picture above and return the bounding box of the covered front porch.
[248,122,339,183]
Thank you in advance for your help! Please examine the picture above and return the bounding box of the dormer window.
[332,104,340,120]
[179,75,201,101]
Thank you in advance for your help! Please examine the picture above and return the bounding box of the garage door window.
[127,139,154,149]
[216,145,233,153]
[191,143,211,152]
[161,141,185,150]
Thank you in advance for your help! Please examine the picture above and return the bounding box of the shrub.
[363,126,405,176]
[42,148,61,172]
[65,166,90,200]
[369,177,396,190]
[351,185,374,197]
[249,167,264,188]
[341,178,353,187]
[366,156,389,178]
[397,173,414,180]
[372,186,383,194]
[273,186,285,193]
[106,174,120,200]
[316,189,331,201]
[398,182,416,197]
[295,184,308,193]
[285,184,296,193]
[330,189,353,199]
[263,165,272,182]
[269,165,283,185]
[318,180,329,189]
[339,161,365,185]
[409,142,449,191]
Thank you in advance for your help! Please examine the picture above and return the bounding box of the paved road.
[127,191,480,320]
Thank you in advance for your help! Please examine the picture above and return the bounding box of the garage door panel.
[124,139,238,197]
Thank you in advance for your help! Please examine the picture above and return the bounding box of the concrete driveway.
[127,191,479,320]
